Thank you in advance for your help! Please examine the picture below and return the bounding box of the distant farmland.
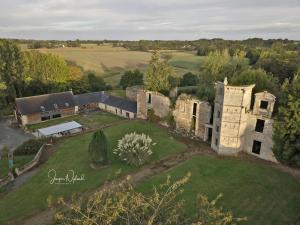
[23,44,204,86]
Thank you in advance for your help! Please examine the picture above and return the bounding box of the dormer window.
[40,106,45,112]
[260,100,268,109]
[53,103,58,109]
[65,102,69,107]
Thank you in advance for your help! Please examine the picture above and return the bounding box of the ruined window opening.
[115,108,118,114]
[193,103,197,116]
[216,126,219,132]
[126,112,130,118]
[215,138,218,146]
[148,94,152,104]
[255,119,265,133]
[217,111,221,118]
[260,100,268,109]
[191,117,196,131]
[252,140,261,154]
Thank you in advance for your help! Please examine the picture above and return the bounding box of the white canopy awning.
[38,121,82,136]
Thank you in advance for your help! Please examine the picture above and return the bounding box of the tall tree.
[119,69,144,89]
[180,72,199,86]
[145,51,173,94]
[88,130,108,165]
[0,39,25,100]
[230,68,278,94]
[273,74,300,167]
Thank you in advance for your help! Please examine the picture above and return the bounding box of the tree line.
[0,39,110,113]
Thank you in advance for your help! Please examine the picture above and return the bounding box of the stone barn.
[15,91,76,126]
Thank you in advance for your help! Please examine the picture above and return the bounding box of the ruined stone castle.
[127,78,277,163]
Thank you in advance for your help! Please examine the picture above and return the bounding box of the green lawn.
[137,155,300,225]
[107,89,126,98]
[0,121,186,224]
[0,155,35,178]
[169,52,204,71]
[26,112,124,131]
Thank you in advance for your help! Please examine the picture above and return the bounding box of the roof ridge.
[16,91,73,100]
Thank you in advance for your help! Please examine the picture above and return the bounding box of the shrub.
[14,138,48,156]
[113,132,155,166]
[147,109,160,123]
[88,130,109,165]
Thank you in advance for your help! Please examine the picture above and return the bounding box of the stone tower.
[211,78,255,155]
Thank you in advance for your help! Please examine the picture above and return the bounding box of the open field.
[21,44,204,86]
[26,111,124,131]
[0,121,186,224]
[137,155,300,225]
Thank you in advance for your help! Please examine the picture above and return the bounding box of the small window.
[126,112,130,118]
[120,109,123,115]
[217,111,221,118]
[41,115,50,121]
[252,140,262,154]
[65,102,69,107]
[115,109,118,114]
[40,106,45,112]
[255,119,265,133]
[148,93,152,104]
[215,138,218,146]
[260,100,268,109]
[53,103,58,109]
[52,114,61,119]
[216,126,219,132]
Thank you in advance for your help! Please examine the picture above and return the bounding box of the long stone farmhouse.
[15,91,137,125]
[15,78,277,163]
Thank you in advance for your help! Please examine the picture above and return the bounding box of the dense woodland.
[0,38,299,166]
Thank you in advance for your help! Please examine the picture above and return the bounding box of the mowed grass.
[0,155,35,178]
[168,52,204,72]
[26,111,123,131]
[0,121,186,224]
[107,89,126,98]
[137,155,300,225]
[23,44,205,86]
[37,44,151,86]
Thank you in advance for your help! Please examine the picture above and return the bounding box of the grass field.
[0,121,186,224]
[137,155,300,225]
[21,44,204,86]
[26,111,123,131]
[0,155,35,178]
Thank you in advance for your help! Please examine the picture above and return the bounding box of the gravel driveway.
[0,119,33,152]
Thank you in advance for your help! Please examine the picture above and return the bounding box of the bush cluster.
[14,138,50,156]
[113,132,155,166]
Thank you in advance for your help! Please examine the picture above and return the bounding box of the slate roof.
[15,91,137,115]
[101,94,137,113]
[74,92,105,106]
[15,91,75,115]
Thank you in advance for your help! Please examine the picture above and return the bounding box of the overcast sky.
[0,0,300,40]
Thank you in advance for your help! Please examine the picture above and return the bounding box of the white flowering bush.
[113,132,155,166]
